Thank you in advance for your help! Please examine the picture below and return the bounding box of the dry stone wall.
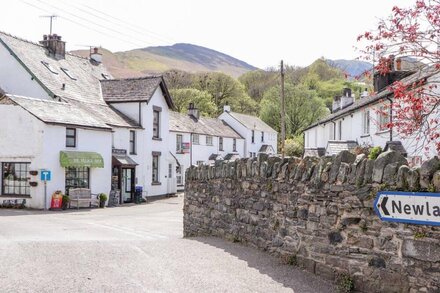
[184,151,440,293]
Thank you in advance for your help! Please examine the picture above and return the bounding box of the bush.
[99,193,108,202]
[368,146,382,160]
[336,273,354,293]
[284,136,304,157]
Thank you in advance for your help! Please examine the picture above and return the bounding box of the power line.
[31,0,152,47]
[56,0,175,45]
[19,0,147,48]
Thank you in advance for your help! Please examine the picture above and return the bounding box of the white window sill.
[375,129,391,135]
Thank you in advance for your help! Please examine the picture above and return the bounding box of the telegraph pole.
[40,15,58,35]
[280,60,286,159]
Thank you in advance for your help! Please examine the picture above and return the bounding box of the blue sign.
[374,191,440,226]
[40,170,51,181]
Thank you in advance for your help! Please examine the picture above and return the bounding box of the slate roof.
[101,76,174,108]
[326,141,359,156]
[0,95,111,130]
[224,111,276,133]
[0,31,110,105]
[169,111,242,138]
[305,66,440,131]
[259,144,275,153]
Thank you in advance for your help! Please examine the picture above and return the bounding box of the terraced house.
[0,31,176,208]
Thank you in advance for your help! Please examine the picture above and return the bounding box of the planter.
[99,200,106,208]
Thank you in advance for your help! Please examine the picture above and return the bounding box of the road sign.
[374,191,440,226]
[40,170,51,181]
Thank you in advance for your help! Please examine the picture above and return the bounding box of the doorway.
[122,168,135,203]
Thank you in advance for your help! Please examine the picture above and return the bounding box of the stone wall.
[184,151,440,293]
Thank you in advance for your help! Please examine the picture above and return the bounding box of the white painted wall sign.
[374,191,440,226]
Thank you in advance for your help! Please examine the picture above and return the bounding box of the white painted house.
[0,31,175,208]
[169,105,244,189]
[219,106,278,158]
[304,65,440,166]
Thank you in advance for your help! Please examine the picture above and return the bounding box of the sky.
[0,0,416,69]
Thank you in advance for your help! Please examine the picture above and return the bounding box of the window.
[251,130,255,143]
[1,163,30,196]
[192,134,200,145]
[329,124,334,140]
[219,137,224,151]
[233,138,237,152]
[129,130,136,154]
[206,136,213,146]
[168,163,172,178]
[152,153,160,184]
[60,68,76,80]
[176,166,183,185]
[362,111,370,135]
[41,61,58,74]
[153,109,160,139]
[338,121,342,140]
[101,73,111,80]
[176,134,183,152]
[65,167,89,195]
[261,132,264,142]
[378,106,390,131]
[66,128,76,147]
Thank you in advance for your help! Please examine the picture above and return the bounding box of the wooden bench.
[69,188,99,209]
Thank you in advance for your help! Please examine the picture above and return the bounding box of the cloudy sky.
[0,0,415,68]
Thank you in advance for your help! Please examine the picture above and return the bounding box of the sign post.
[40,170,51,210]
[374,191,440,226]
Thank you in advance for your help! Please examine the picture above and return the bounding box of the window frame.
[233,138,237,152]
[129,130,136,155]
[251,130,255,143]
[153,108,161,139]
[176,134,183,153]
[219,137,224,151]
[66,128,77,148]
[378,106,390,132]
[362,111,370,135]
[192,134,200,145]
[1,162,31,196]
[60,67,76,80]
[41,61,58,74]
[206,135,213,146]
[152,152,161,184]
[65,167,90,195]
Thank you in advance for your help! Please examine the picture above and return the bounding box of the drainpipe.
[386,97,393,141]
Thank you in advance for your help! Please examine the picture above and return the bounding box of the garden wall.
[184,151,440,293]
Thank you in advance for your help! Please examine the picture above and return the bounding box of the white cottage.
[219,106,278,158]
[169,105,244,189]
[304,66,440,166]
[0,31,175,208]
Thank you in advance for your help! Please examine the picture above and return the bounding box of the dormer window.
[41,61,58,74]
[61,68,76,80]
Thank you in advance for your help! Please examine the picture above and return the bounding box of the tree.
[163,70,194,89]
[260,84,329,137]
[358,0,440,154]
[239,70,278,102]
[285,136,304,157]
[170,88,217,117]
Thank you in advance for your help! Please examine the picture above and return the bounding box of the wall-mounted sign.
[40,170,51,181]
[112,149,127,155]
[374,191,440,226]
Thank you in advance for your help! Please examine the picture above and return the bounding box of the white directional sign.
[374,191,440,226]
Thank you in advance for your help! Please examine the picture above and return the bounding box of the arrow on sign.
[378,196,389,216]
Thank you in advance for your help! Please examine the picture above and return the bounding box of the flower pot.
[99,200,106,208]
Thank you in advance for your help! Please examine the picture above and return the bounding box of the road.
[0,195,334,293]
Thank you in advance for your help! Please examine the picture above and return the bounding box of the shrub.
[99,193,108,202]
[368,146,382,160]
[284,136,304,157]
[336,273,354,293]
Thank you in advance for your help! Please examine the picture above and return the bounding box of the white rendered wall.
[0,43,51,99]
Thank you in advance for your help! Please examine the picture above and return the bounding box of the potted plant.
[62,195,70,210]
[99,193,108,208]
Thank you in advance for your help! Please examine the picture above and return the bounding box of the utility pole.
[40,15,58,35]
[280,60,286,159]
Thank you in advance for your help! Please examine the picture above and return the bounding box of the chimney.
[340,87,354,109]
[332,96,341,113]
[361,88,369,98]
[223,104,231,112]
[188,103,200,120]
[39,34,66,59]
[90,47,102,64]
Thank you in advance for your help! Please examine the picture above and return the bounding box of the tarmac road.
[0,195,334,293]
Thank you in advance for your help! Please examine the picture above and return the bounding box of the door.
[122,168,134,203]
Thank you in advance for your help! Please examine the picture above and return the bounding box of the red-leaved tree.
[358,0,440,156]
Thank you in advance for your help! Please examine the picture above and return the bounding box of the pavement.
[0,195,335,293]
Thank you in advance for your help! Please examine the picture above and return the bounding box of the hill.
[326,59,373,78]
[71,43,257,78]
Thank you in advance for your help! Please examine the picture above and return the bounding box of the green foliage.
[260,84,328,137]
[414,231,426,239]
[239,70,278,102]
[287,254,297,266]
[170,88,217,117]
[368,146,383,160]
[99,193,108,202]
[285,136,304,157]
[336,273,355,293]
[427,184,436,193]
[62,195,70,204]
